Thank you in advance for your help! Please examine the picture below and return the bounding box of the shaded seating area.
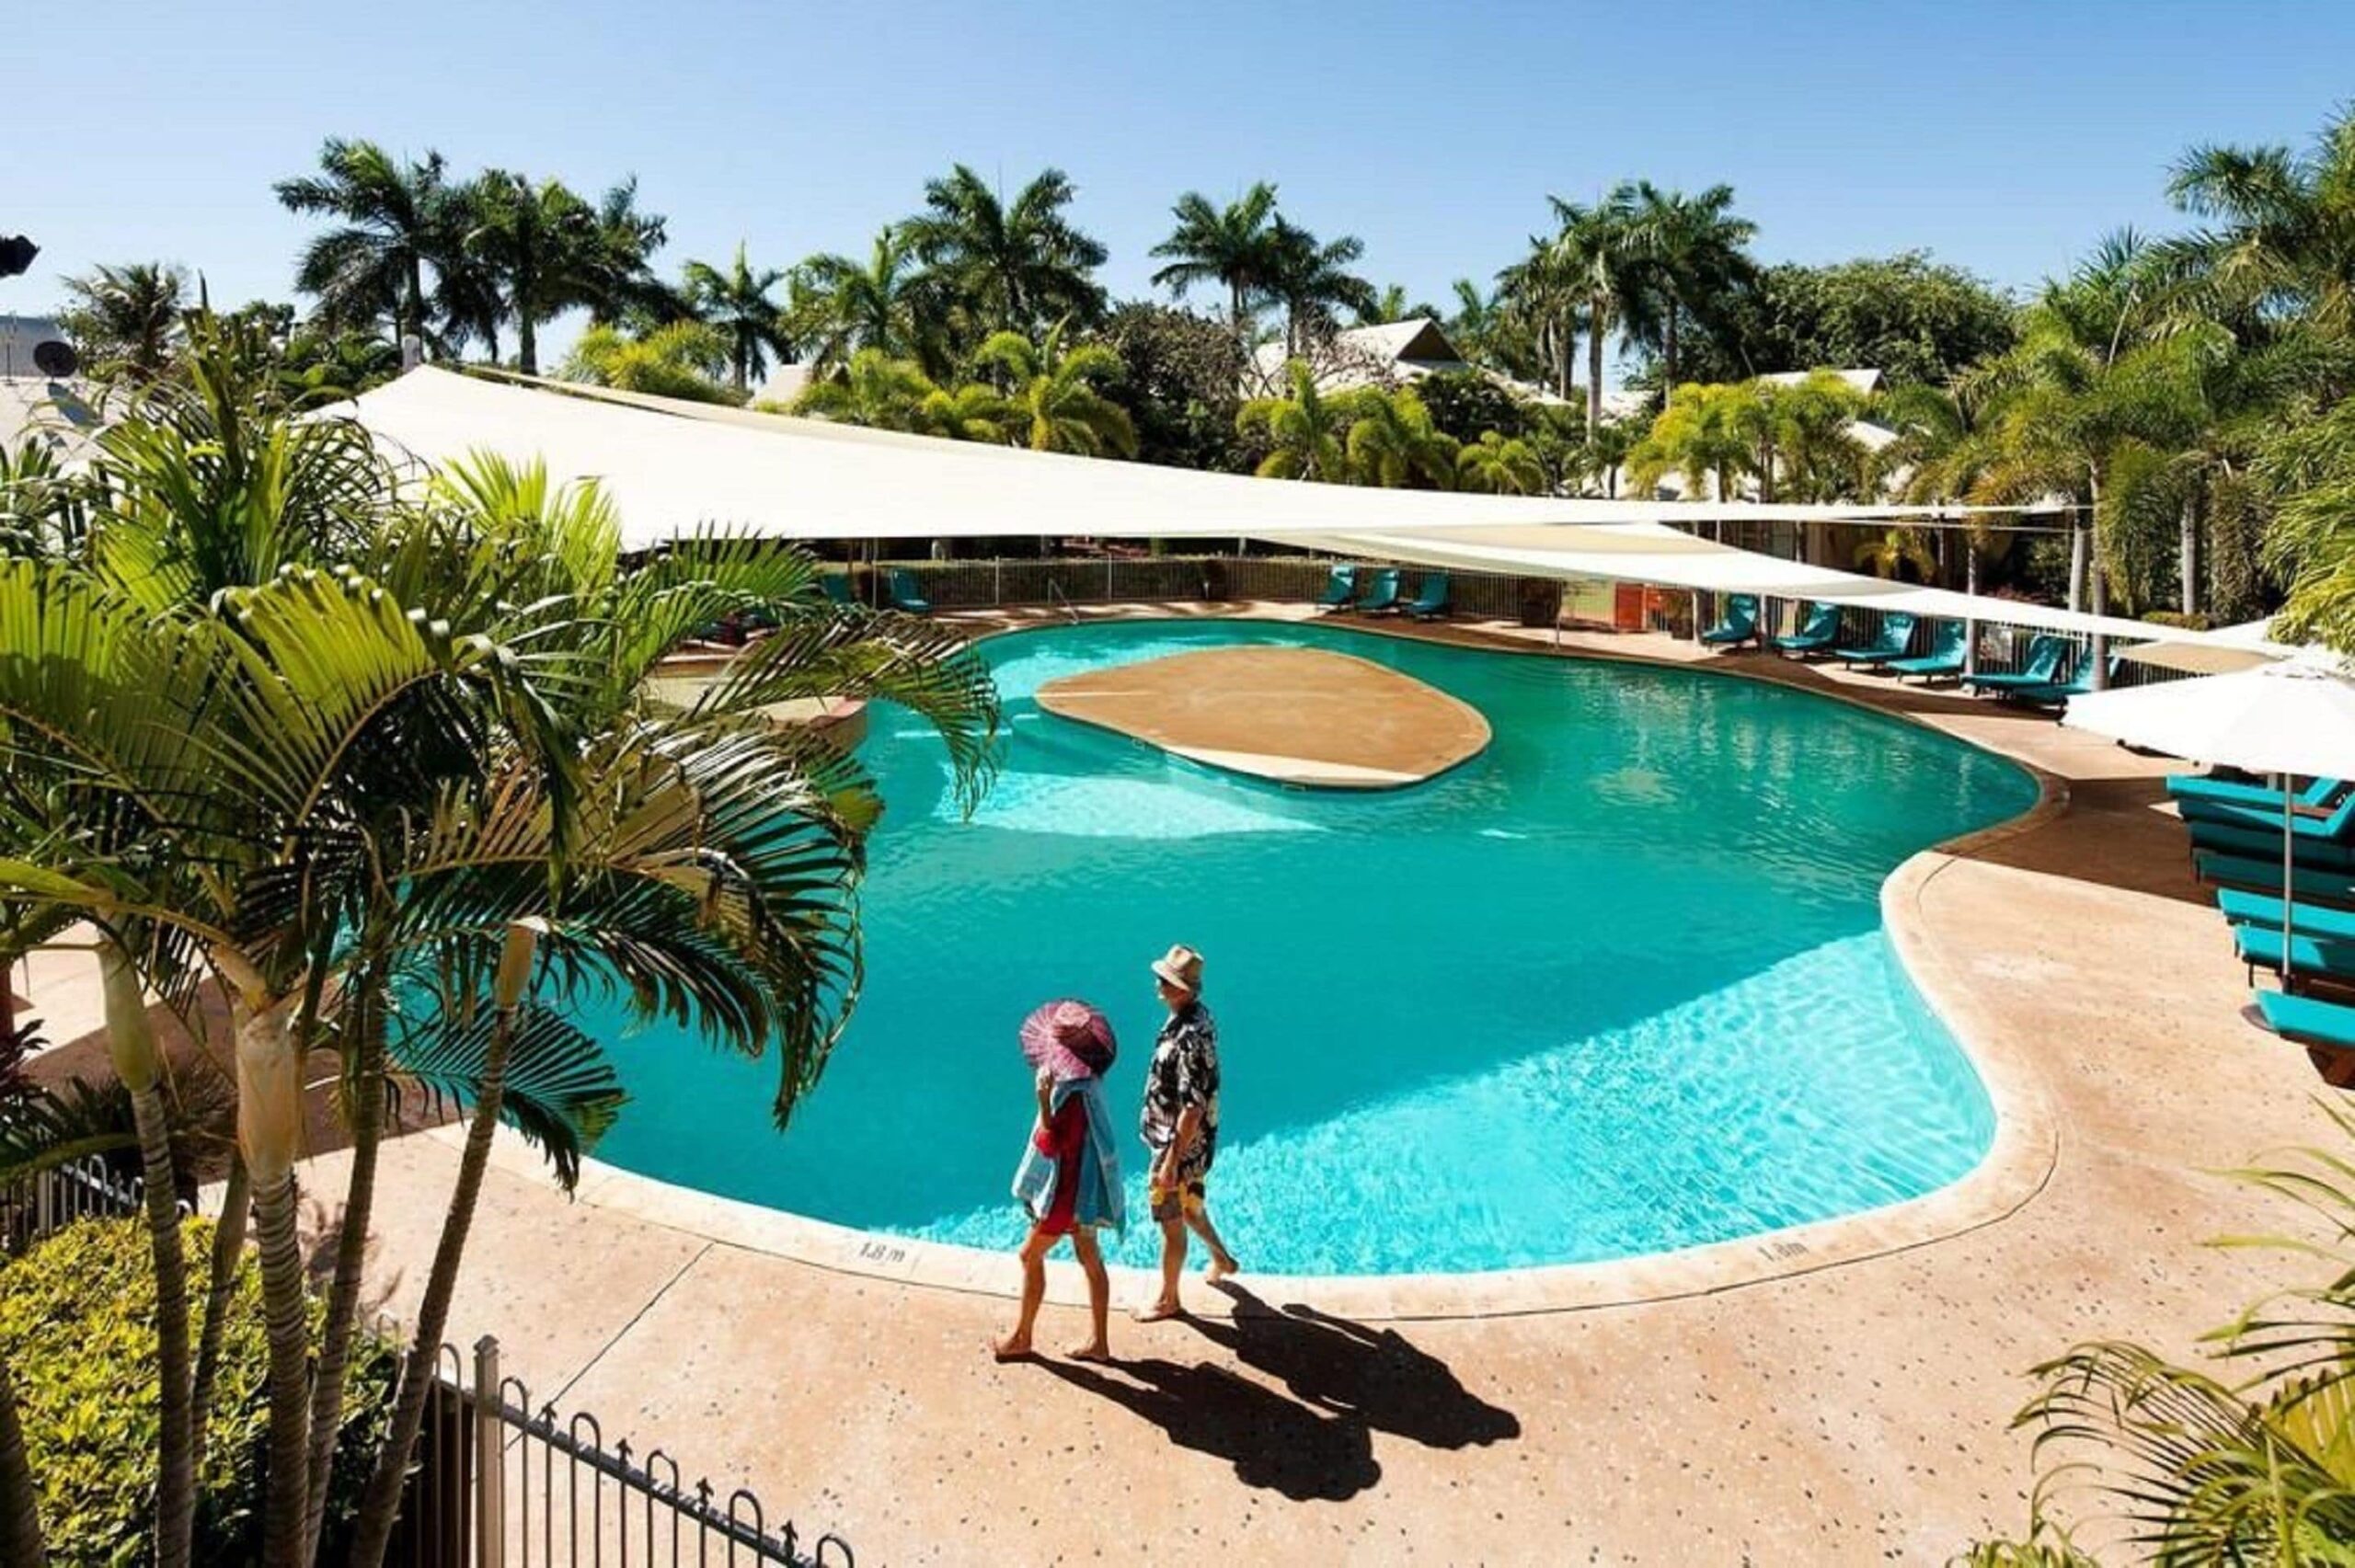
[1403,572,1452,622]
[1773,601,1843,657]
[1830,611,1916,668]
[1350,567,1403,614]
[822,572,856,609]
[1699,594,1759,648]
[1315,564,1359,613]
[1961,635,2074,697]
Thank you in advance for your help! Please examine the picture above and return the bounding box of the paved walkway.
[36,613,2343,1563]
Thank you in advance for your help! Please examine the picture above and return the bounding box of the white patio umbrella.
[2062,655,2355,981]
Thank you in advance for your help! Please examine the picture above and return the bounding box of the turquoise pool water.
[580,622,2038,1276]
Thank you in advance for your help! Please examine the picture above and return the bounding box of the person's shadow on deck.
[1189,1282,1521,1450]
[1040,1356,1381,1500]
[1037,1284,1516,1502]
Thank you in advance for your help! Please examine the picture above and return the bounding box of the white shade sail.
[2062,658,2355,780]
[346,368,2266,656]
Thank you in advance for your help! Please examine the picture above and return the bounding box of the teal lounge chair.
[1774,601,1843,656]
[821,573,856,609]
[1404,572,1452,621]
[2188,820,2355,873]
[1353,567,1402,613]
[1887,620,1968,681]
[2180,788,2355,843]
[2219,890,2355,944]
[1700,594,1759,647]
[1962,635,2072,695]
[2010,655,2127,707]
[2232,922,2355,984]
[2169,773,2346,812]
[1315,564,1359,612]
[1831,611,1917,666]
[2196,852,2355,906]
[2259,990,2355,1055]
[888,569,933,614]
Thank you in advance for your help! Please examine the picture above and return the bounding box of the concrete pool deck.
[23,605,2344,1562]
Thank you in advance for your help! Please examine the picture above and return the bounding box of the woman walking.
[995,1001,1124,1362]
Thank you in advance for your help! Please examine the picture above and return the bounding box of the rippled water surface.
[575,622,2037,1275]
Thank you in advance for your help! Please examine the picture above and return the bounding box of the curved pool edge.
[462,612,2068,1321]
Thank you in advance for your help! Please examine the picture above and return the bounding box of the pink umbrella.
[1019,1000,1117,1082]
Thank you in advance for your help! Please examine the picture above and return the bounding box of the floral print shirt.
[1140,1001,1219,1180]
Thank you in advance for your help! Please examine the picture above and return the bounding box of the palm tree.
[1265,218,1376,357]
[461,172,671,375]
[683,242,794,392]
[1446,279,1513,372]
[1626,381,1755,502]
[793,348,951,433]
[559,320,739,404]
[972,320,1136,456]
[790,229,938,375]
[273,138,454,346]
[1235,360,1354,481]
[2166,103,2355,337]
[1496,244,1580,403]
[1854,527,1938,581]
[58,262,187,380]
[1543,189,1648,438]
[1150,183,1282,338]
[1456,429,1547,494]
[902,165,1108,345]
[1345,386,1458,488]
[1620,181,1757,391]
[579,177,680,327]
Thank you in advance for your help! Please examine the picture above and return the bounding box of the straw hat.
[1150,944,1204,996]
[1019,999,1117,1081]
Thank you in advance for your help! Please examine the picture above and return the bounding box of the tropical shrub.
[0,1218,396,1564]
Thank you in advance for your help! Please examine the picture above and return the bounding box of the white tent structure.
[345,367,2266,657]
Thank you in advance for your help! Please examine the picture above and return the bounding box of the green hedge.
[0,1216,397,1564]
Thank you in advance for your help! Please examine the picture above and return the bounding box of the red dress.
[1032,1093,1088,1235]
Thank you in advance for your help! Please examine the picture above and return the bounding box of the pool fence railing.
[2,1156,851,1568]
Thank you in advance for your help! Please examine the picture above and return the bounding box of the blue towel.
[1010,1077,1126,1235]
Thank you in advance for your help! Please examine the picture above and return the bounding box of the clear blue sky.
[14,0,2353,372]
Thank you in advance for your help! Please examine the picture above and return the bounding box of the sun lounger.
[2196,852,2355,906]
[2187,821,2355,872]
[1831,611,1917,666]
[1887,620,1968,681]
[2168,773,2346,812]
[2179,790,2355,843]
[2232,922,2355,984]
[2009,655,2128,707]
[2258,990,2355,1054]
[888,569,933,614]
[1962,635,2073,694]
[1699,594,1759,647]
[1404,572,1452,622]
[1773,601,1843,657]
[1352,567,1402,614]
[2217,889,2355,943]
[822,573,856,609]
[1315,565,1359,612]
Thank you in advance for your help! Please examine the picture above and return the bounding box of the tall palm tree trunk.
[235,996,313,1568]
[1586,297,1605,439]
[348,925,537,1568]
[2179,494,2200,615]
[1664,301,1681,390]
[0,1349,43,1568]
[517,311,538,377]
[190,1154,249,1471]
[2087,471,2111,690]
[99,943,196,1568]
[301,993,385,1559]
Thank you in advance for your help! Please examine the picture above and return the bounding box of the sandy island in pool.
[1035,643,1492,789]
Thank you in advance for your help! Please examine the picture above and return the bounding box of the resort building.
[1248,315,1568,406]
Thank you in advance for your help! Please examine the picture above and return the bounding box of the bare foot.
[1132,1299,1183,1323]
[1066,1341,1115,1364]
[1205,1251,1239,1283]
[991,1334,1035,1362]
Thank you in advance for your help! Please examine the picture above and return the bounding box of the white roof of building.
[0,377,107,463]
[1761,368,1884,395]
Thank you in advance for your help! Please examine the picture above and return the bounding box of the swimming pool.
[579,621,2039,1276]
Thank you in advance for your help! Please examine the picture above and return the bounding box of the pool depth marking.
[1034,643,1492,789]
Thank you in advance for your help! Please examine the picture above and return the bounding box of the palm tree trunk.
[517,311,538,377]
[1665,301,1680,390]
[0,1347,43,1568]
[1586,296,1605,440]
[2087,471,2110,690]
[1553,318,1569,403]
[2179,494,2200,615]
[404,258,424,347]
[301,990,385,1560]
[99,943,196,1568]
[190,1154,249,1471]
[236,996,313,1568]
[348,926,538,1568]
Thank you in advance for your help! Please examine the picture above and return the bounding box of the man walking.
[1136,943,1238,1322]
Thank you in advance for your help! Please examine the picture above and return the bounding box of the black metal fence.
[5,1160,847,1567]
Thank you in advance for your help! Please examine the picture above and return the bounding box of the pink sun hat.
[1018,999,1117,1082]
